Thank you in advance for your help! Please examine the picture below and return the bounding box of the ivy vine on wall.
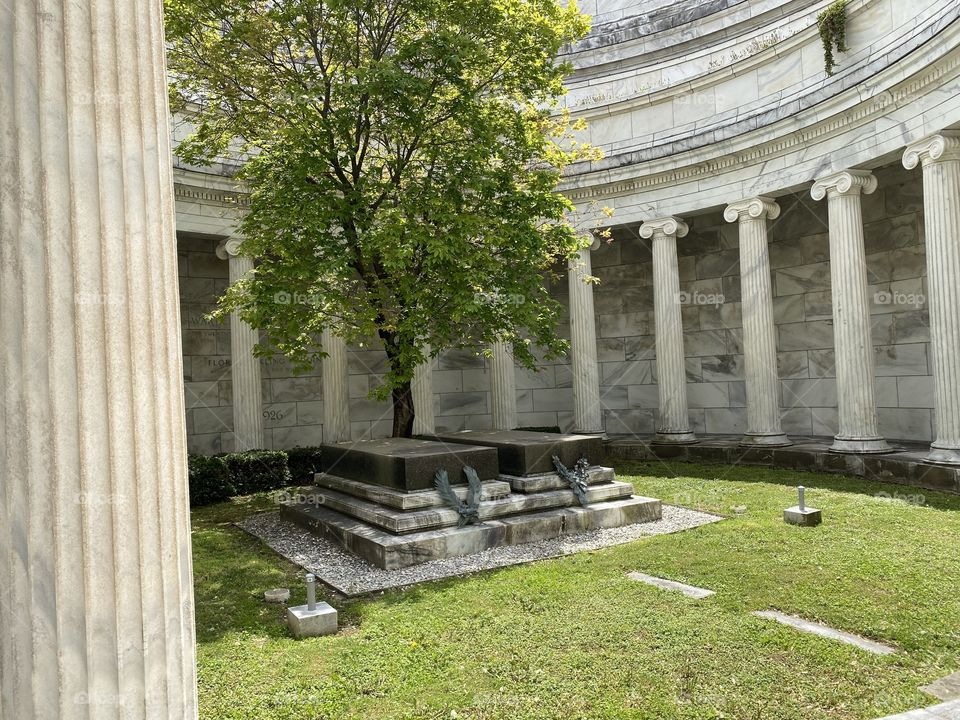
[818,0,850,75]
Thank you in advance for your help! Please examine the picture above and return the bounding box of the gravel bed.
[237,505,722,596]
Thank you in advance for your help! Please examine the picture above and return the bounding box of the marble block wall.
[401,344,575,434]
[428,349,493,433]
[768,163,932,441]
[177,161,933,449]
[179,234,324,454]
[572,160,933,441]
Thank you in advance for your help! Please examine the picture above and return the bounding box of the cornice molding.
[561,25,960,203]
[565,0,839,113]
[174,183,249,208]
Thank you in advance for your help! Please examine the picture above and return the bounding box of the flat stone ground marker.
[264,588,290,603]
[753,610,895,655]
[874,698,960,719]
[626,572,715,599]
[921,671,960,701]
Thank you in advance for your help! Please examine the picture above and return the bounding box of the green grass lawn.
[192,462,960,719]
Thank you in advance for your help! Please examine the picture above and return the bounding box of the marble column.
[217,238,264,450]
[412,347,435,436]
[490,340,517,430]
[904,133,960,464]
[0,0,198,716]
[811,170,890,453]
[640,218,697,444]
[321,328,351,443]
[568,243,604,434]
[724,198,792,447]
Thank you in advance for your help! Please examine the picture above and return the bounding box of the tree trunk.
[379,328,416,437]
[391,380,415,438]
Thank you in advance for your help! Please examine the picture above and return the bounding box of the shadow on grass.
[192,491,333,644]
[616,458,960,512]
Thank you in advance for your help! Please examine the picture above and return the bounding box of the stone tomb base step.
[313,472,513,510]
[301,476,637,534]
[283,435,661,569]
[280,495,662,570]
[503,466,616,493]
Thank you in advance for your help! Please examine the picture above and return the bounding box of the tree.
[165,0,601,437]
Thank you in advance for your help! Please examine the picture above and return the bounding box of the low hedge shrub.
[188,455,233,507]
[286,446,324,484]
[222,450,292,495]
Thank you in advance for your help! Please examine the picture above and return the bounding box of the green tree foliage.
[166,0,601,437]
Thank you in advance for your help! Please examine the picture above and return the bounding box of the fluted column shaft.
[217,240,264,450]
[811,171,890,453]
[904,133,960,464]
[568,245,604,434]
[725,199,791,447]
[412,347,435,436]
[321,328,350,443]
[641,218,696,444]
[0,0,198,716]
[490,340,517,430]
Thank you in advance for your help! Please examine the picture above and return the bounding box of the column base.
[740,432,793,448]
[653,430,698,445]
[925,443,960,466]
[830,436,892,454]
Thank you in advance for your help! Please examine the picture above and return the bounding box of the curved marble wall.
[562,0,960,222]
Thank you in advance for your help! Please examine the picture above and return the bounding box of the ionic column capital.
[639,216,689,240]
[903,132,960,170]
[724,197,781,223]
[811,170,877,201]
[216,237,245,260]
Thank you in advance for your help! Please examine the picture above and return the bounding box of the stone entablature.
[561,0,960,225]
[564,0,825,91]
[565,0,949,134]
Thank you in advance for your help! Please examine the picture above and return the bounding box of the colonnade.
[231,135,960,463]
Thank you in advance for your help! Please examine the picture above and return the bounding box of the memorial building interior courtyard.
[4,0,960,718]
